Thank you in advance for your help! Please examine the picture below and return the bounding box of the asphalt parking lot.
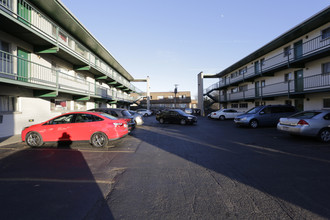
[0,116,330,219]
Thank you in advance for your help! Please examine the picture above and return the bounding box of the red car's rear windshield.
[100,113,118,120]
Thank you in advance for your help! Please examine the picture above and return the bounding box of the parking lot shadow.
[136,116,330,218]
[0,148,114,219]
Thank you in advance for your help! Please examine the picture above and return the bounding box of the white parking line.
[26,148,135,153]
[0,177,114,184]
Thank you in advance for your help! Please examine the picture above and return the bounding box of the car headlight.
[188,116,193,120]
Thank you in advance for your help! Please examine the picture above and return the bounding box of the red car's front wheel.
[26,131,44,147]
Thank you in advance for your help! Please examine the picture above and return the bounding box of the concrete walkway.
[0,135,21,147]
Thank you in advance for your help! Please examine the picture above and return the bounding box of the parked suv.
[88,108,136,132]
[234,105,297,128]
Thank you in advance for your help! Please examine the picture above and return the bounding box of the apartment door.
[17,48,29,82]
[294,70,304,92]
[294,99,304,112]
[17,0,31,25]
[255,81,260,97]
[294,40,303,60]
[254,61,260,75]
[223,90,227,102]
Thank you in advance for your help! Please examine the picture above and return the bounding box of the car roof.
[62,111,100,114]
[300,109,330,112]
[89,108,128,111]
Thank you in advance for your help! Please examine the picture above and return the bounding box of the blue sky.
[60,0,329,98]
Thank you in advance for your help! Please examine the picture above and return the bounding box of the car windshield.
[100,113,118,120]
[176,109,191,116]
[246,106,264,114]
[121,110,132,117]
[291,111,321,119]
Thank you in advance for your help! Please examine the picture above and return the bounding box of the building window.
[74,101,86,111]
[0,0,12,9]
[168,96,173,99]
[51,99,70,111]
[239,85,248,92]
[68,37,73,48]
[157,96,164,100]
[180,95,186,99]
[231,88,238,93]
[75,43,86,57]
[239,67,247,75]
[260,58,265,67]
[261,80,265,87]
[0,96,16,112]
[231,72,239,78]
[321,27,330,40]
[0,40,12,75]
[324,98,330,108]
[75,72,86,81]
[231,103,238,108]
[239,103,248,108]
[284,73,293,82]
[0,40,9,52]
[322,62,330,74]
[285,100,292,106]
[59,31,67,43]
[51,61,57,75]
[255,101,266,107]
[284,46,291,57]
[52,25,57,37]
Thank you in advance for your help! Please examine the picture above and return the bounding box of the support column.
[146,76,150,111]
[197,71,204,116]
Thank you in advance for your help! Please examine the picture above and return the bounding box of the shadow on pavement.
[136,116,330,218]
[0,148,114,219]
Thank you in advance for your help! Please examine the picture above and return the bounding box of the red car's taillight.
[297,120,309,126]
[113,122,123,127]
[113,122,128,128]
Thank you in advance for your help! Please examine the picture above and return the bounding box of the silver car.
[129,110,144,126]
[234,105,297,128]
[277,110,330,142]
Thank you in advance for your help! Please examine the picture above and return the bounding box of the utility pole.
[174,84,178,109]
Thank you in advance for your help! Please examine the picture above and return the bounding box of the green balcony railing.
[211,72,330,103]
[0,0,142,94]
[205,34,330,94]
[0,50,133,102]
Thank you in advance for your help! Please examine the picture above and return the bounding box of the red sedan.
[21,111,128,148]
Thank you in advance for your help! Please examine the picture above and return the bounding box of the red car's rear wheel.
[91,132,108,147]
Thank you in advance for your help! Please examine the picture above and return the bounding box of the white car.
[210,109,242,120]
[136,109,153,116]
[129,110,144,126]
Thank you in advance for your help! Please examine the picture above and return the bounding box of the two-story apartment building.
[0,0,142,138]
[203,6,330,113]
[134,91,192,110]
